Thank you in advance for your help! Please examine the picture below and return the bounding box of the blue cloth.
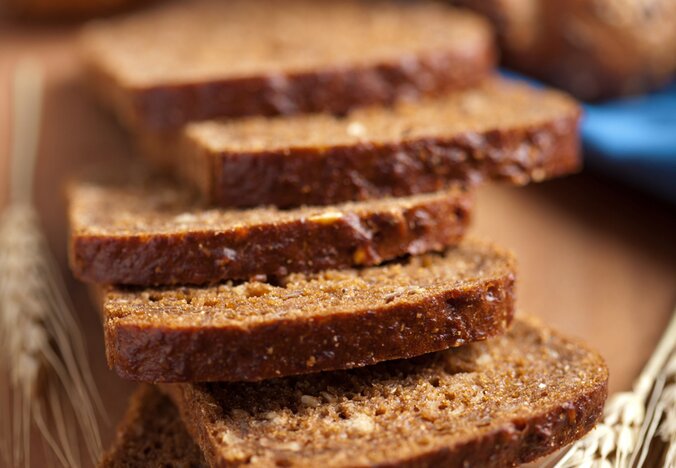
[582,83,676,202]
[501,70,676,202]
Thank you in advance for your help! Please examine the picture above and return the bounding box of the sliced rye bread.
[79,0,496,131]
[142,78,581,208]
[160,317,608,467]
[68,174,472,286]
[102,240,516,382]
[100,385,205,467]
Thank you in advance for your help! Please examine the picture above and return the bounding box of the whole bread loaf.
[142,78,582,208]
[160,317,608,467]
[102,240,515,382]
[69,174,472,286]
[81,0,496,130]
[452,0,676,100]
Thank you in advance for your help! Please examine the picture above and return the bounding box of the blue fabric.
[501,70,676,202]
[582,83,676,202]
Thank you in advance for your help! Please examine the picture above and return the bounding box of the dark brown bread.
[452,0,676,100]
[68,174,472,286]
[5,0,147,19]
[142,78,581,208]
[162,317,608,467]
[80,0,496,130]
[100,385,205,468]
[103,240,516,382]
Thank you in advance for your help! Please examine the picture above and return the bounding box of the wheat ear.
[554,307,676,468]
[0,60,104,467]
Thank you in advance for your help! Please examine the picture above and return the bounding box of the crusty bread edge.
[177,98,582,207]
[104,258,516,382]
[80,42,496,131]
[69,188,473,286]
[159,319,608,467]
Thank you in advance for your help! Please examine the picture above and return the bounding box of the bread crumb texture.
[106,239,513,327]
[188,79,577,153]
[167,318,608,466]
[81,0,490,86]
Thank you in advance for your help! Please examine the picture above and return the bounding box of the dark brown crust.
[163,384,230,467]
[70,190,472,286]
[397,380,607,467]
[166,382,607,468]
[161,343,607,467]
[185,112,581,208]
[104,271,515,382]
[88,47,496,131]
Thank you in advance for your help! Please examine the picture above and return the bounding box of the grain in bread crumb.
[159,319,607,467]
[345,413,375,434]
[309,211,344,223]
[346,121,367,137]
[301,395,321,407]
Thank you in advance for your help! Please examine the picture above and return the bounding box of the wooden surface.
[1,17,675,468]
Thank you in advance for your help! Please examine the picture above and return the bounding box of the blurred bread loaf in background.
[451,0,676,100]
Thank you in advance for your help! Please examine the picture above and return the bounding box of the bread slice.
[102,240,515,383]
[151,78,580,208]
[80,0,496,130]
[68,174,472,286]
[161,317,608,467]
[100,385,205,467]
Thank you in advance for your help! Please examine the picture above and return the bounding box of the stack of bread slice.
[69,1,609,466]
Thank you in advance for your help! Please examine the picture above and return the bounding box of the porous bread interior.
[187,79,578,152]
[81,0,489,86]
[169,318,607,466]
[70,176,464,236]
[105,240,513,327]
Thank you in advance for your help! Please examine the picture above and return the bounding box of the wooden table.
[1,17,675,468]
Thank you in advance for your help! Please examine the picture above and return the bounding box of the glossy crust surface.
[69,179,472,286]
[152,78,581,208]
[103,241,516,382]
[161,318,608,467]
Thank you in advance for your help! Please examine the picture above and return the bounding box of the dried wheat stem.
[555,308,676,468]
[10,60,41,204]
[1,204,104,467]
[0,59,103,467]
[634,351,676,467]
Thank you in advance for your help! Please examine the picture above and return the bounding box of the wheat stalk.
[658,376,676,466]
[632,351,676,467]
[0,60,104,467]
[554,307,676,468]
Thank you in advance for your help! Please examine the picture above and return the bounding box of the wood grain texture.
[1,18,674,468]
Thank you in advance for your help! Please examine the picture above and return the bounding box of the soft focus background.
[1,1,675,467]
